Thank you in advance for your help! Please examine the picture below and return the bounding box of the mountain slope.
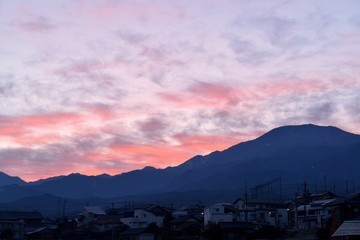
[178,124,360,170]
[0,172,26,186]
[2,124,360,200]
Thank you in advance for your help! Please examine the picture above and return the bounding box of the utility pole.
[324,175,327,192]
[280,177,283,201]
[57,197,61,219]
[245,182,248,222]
[353,180,356,194]
[303,181,310,229]
[294,192,298,229]
[62,199,67,218]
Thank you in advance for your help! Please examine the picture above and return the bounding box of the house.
[26,225,57,240]
[172,204,204,219]
[170,216,202,239]
[297,191,338,203]
[0,220,24,240]
[121,207,164,229]
[90,215,124,233]
[76,206,106,227]
[0,211,43,228]
[331,220,360,239]
[328,193,360,236]
[0,211,43,238]
[296,198,335,229]
[204,203,238,227]
[233,198,289,228]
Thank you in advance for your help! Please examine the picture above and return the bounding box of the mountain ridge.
[1,124,360,204]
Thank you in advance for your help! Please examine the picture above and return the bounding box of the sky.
[0,0,359,182]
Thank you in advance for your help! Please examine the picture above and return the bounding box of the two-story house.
[121,208,164,229]
[233,198,289,228]
[204,203,238,227]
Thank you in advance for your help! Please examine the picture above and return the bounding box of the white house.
[121,208,164,229]
[77,206,106,227]
[204,203,238,227]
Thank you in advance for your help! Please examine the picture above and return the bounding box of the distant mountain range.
[1,124,360,216]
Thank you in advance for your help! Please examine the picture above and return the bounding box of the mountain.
[0,172,26,186]
[178,124,360,170]
[1,124,360,204]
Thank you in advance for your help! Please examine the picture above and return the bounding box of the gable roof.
[83,207,106,215]
[332,220,360,237]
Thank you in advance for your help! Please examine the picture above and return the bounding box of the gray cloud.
[0,76,15,97]
[137,117,169,144]
[252,15,296,46]
[229,38,274,66]
[306,102,337,123]
[15,16,57,33]
[117,31,149,45]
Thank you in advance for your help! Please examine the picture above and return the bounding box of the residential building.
[296,198,335,229]
[172,204,204,219]
[121,208,164,229]
[331,220,360,239]
[76,206,106,227]
[0,211,43,239]
[0,220,24,240]
[170,216,202,239]
[234,198,289,228]
[328,193,360,236]
[204,203,238,227]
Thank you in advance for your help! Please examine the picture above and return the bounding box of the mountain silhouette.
[1,124,359,205]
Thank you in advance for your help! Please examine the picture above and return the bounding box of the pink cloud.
[0,107,117,147]
[258,79,328,97]
[158,78,356,110]
[0,113,82,146]
[173,131,263,153]
[158,81,248,109]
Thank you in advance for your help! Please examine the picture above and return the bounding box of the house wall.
[121,209,163,229]
[235,200,289,228]
[0,220,24,240]
[204,204,236,226]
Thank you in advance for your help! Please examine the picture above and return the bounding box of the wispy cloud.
[15,16,56,32]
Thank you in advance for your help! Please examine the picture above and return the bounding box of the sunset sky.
[0,0,359,181]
